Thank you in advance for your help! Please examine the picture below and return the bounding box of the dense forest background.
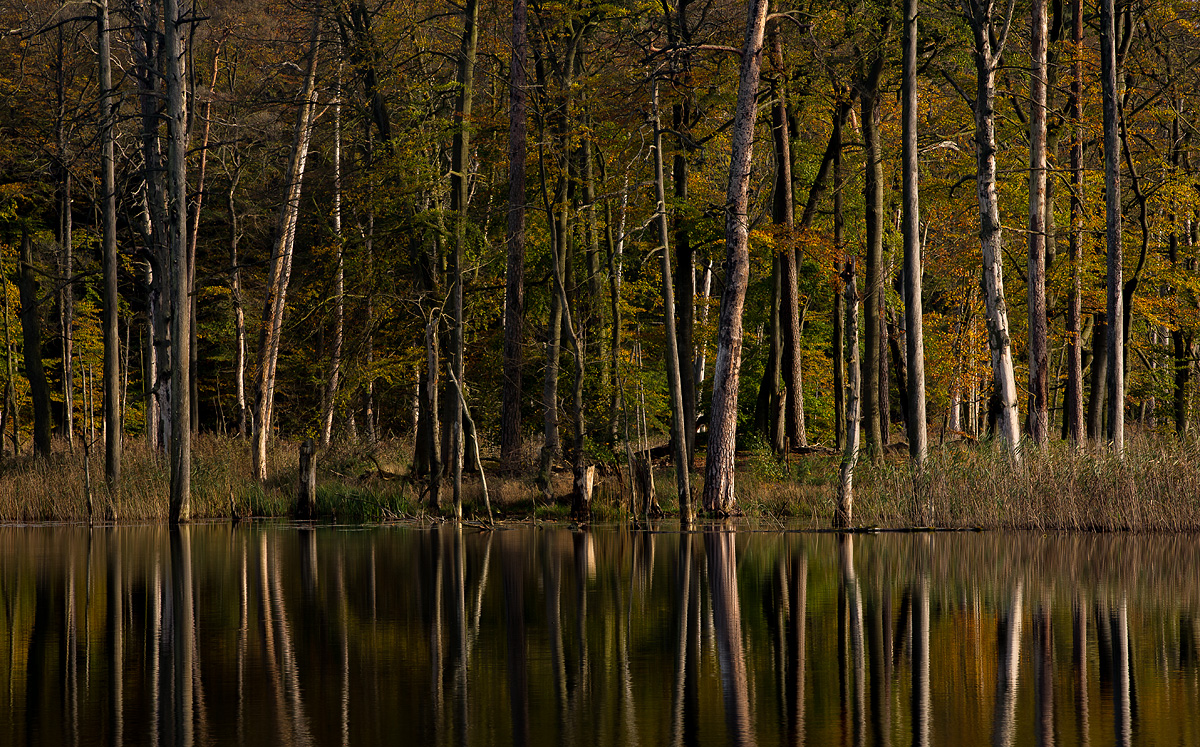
[0,0,1197,516]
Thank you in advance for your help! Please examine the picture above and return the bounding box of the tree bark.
[836,260,861,527]
[770,24,806,452]
[902,0,926,468]
[833,106,846,451]
[450,0,479,518]
[1100,0,1123,455]
[321,69,344,448]
[1027,0,1050,449]
[250,11,321,483]
[500,0,528,469]
[861,65,886,463]
[965,0,1022,457]
[165,0,191,523]
[98,0,121,488]
[701,0,770,514]
[1064,0,1085,444]
[652,79,693,522]
[18,230,52,458]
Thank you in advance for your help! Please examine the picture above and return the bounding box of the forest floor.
[0,431,1198,530]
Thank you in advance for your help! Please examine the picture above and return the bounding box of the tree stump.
[297,438,317,520]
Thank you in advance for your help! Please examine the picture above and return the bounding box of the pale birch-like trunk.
[701,0,771,513]
[1027,0,1050,449]
[250,12,321,482]
[1100,0,1124,456]
[652,78,692,521]
[965,0,1021,457]
[991,582,1023,747]
[321,69,345,448]
[836,259,861,528]
[902,0,927,468]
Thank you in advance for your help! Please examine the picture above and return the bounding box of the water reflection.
[1,525,1199,745]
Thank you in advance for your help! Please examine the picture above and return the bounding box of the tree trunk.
[250,11,321,483]
[1100,0,1123,454]
[652,79,692,522]
[450,0,479,518]
[701,0,770,514]
[1065,0,1085,443]
[902,0,927,467]
[187,46,221,436]
[321,70,344,448]
[165,0,191,523]
[1087,313,1108,439]
[55,27,74,450]
[1027,0,1050,449]
[499,0,528,469]
[833,107,846,451]
[18,230,52,458]
[965,0,1021,457]
[770,24,806,452]
[98,0,121,488]
[836,260,861,527]
[227,181,247,438]
[862,75,885,463]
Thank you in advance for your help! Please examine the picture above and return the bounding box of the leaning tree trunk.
[902,0,927,469]
[965,0,1022,458]
[98,0,121,488]
[1027,0,1050,450]
[1100,0,1123,456]
[499,0,528,469]
[164,0,191,523]
[701,0,771,514]
[652,78,693,522]
[1065,0,1085,444]
[250,12,321,483]
[18,231,52,458]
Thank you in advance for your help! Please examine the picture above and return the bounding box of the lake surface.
[0,522,1196,746]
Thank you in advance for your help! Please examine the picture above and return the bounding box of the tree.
[962,0,1021,458]
[499,0,529,470]
[702,0,771,514]
[165,0,192,523]
[250,8,321,483]
[1063,0,1084,444]
[18,230,51,458]
[902,0,926,469]
[1100,0,1123,455]
[98,0,120,488]
[1027,0,1049,450]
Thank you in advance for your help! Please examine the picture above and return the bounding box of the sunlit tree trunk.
[321,68,345,449]
[836,259,860,528]
[702,0,770,513]
[902,0,927,468]
[964,0,1021,457]
[250,11,321,483]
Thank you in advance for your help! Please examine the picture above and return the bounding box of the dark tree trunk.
[1100,0,1124,453]
[1064,0,1085,443]
[18,231,52,457]
[1028,0,1050,449]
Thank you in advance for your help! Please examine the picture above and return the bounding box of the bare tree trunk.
[652,79,692,522]
[902,0,927,468]
[833,108,846,451]
[965,0,1021,457]
[836,260,860,528]
[769,24,806,452]
[98,0,121,488]
[250,11,321,482]
[1028,0,1050,449]
[55,27,74,450]
[701,0,770,514]
[165,0,192,523]
[1087,313,1108,439]
[1065,0,1085,443]
[500,0,528,469]
[19,230,52,457]
[321,68,344,448]
[1100,0,1123,455]
[450,0,480,519]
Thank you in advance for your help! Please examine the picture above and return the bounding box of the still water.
[0,522,1197,746]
